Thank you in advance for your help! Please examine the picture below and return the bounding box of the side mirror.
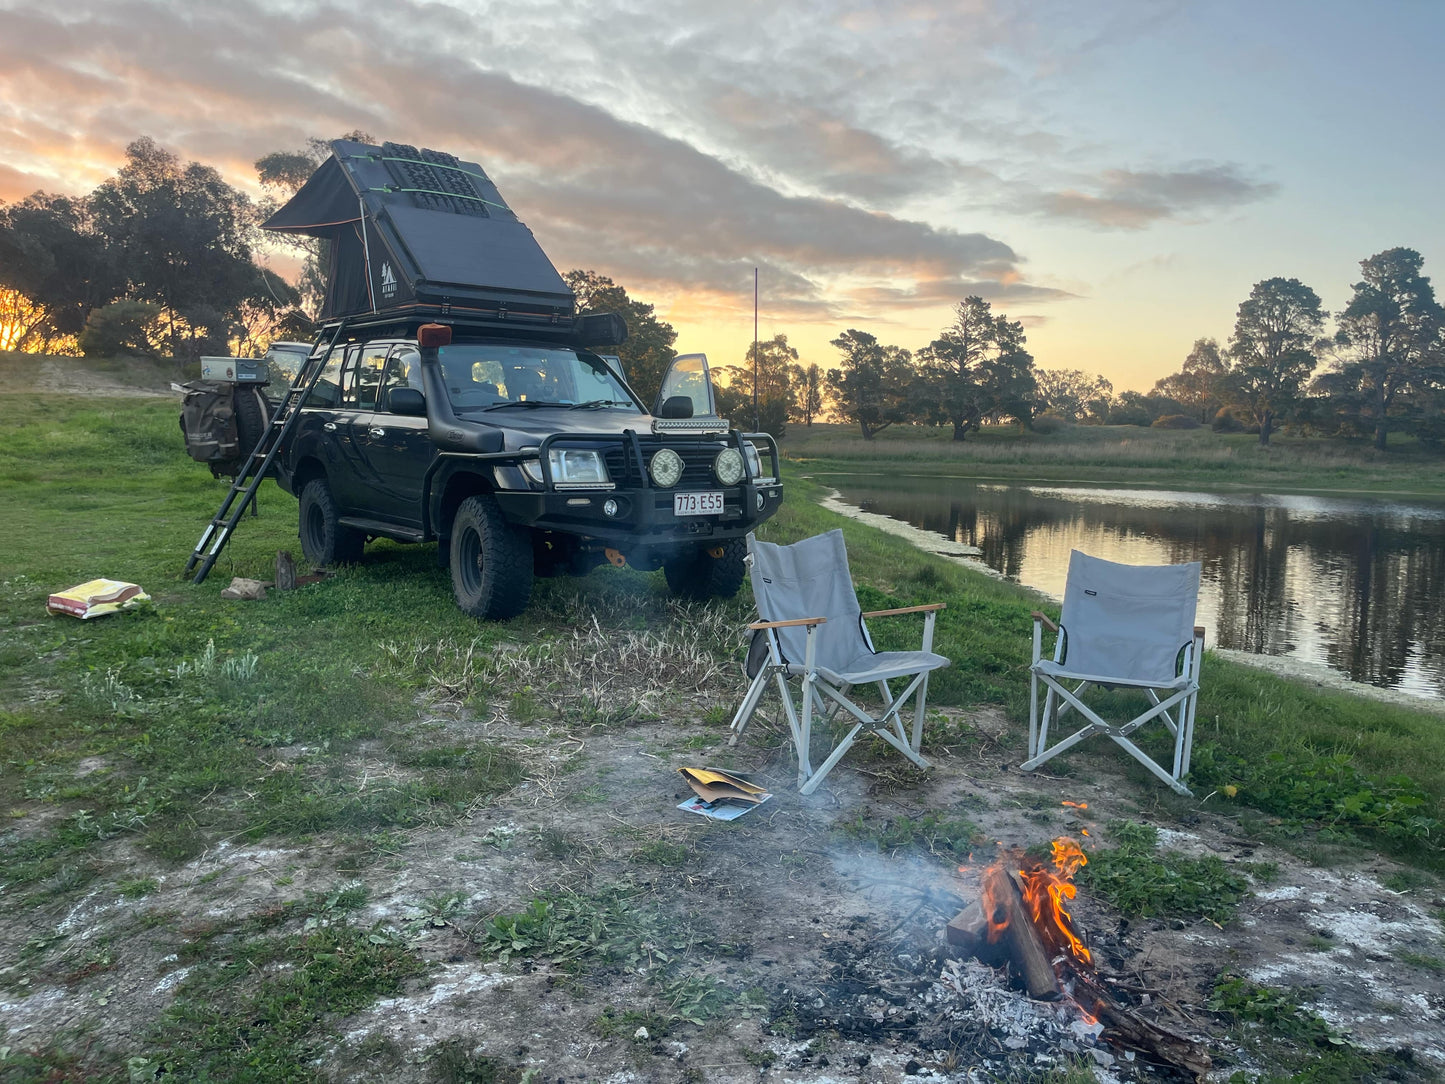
[659,395,694,419]
[653,353,716,418]
[387,388,427,415]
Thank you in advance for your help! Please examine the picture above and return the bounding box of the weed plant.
[1078,821,1250,924]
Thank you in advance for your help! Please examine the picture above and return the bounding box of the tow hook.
[707,547,725,558]
[605,548,627,568]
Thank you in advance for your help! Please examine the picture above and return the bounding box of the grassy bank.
[2,393,1440,880]
[3,385,1444,1076]
[783,420,1445,497]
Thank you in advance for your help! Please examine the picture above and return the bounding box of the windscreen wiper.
[567,399,632,409]
[483,400,559,410]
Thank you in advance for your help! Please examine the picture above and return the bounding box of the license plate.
[673,491,725,516]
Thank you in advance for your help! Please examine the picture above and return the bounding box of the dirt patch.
[5,687,1443,1080]
[30,359,177,398]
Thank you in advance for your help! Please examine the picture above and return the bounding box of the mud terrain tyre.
[233,385,270,462]
[450,495,533,620]
[299,478,364,567]
[663,538,746,601]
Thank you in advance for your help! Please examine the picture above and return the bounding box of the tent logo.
[380,262,397,299]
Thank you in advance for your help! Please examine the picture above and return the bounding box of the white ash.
[934,959,1104,1052]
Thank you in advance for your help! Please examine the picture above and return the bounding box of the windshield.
[435,343,637,411]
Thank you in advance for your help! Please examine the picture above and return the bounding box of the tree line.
[3,137,1441,451]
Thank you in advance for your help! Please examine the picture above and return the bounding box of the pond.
[825,475,1445,701]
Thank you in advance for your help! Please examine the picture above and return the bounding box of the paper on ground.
[677,793,772,821]
[46,579,150,619]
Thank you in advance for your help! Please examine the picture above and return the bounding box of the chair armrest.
[1031,610,1059,633]
[1194,625,1206,641]
[860,603,946,618]
[748,616,828,630]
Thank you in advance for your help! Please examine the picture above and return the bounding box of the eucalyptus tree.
[827,329,914,440]
[1332,248,1444,450]
[1226,277,1325,446]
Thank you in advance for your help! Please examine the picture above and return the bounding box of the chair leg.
[799,721,866,795]
[1029,669,1040,759]
[772,671,809,784]
[728,668,771,746]
[910,672,930,753]
[798,672,817,789]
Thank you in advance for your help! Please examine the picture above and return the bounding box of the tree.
[981,313,1037,427]
[78,300,164,357]
[791,362,825,426]
[1034,369,1113,423]
[88,138,261,360]
[1225,277,1325,446]
[826,329,914,440]
[716,334,797,437]
[563,270,678,406]
[917,296,994,441]
[1154,338,1228,423]
[1331,248,1445,450]
[0,193,120,350]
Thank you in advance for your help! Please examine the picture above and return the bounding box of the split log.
[948,868,1060,999]
[275,550,297,591]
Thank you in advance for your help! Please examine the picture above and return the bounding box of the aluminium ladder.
[183,321,350,584]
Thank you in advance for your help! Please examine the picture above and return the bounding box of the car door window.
[348,343,390,409]
[377,348,423,413]
[308,345,350,407]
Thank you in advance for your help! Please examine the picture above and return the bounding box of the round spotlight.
[603,498,620,517]
[649,448,684,487]
[756,492,765,511]
[713,447,745,485]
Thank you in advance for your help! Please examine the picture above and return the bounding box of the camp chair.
[729,530,950,794]
[1023,550,1205,796]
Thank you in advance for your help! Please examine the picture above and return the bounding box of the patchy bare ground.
[4,672,1443,1081]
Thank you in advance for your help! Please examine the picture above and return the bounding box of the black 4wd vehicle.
[184,138,782,618]
[276,324,780,619]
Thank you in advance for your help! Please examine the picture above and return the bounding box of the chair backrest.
[1059,550,1201,683]
[748,530,870,672]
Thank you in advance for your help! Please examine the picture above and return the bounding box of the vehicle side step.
[338,517,426,543]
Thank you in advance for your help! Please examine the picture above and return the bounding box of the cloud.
[1028,165,1277,229]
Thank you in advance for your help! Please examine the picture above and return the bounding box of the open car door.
[653,353,717,418]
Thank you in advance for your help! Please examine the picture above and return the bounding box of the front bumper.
[494,481,784,552]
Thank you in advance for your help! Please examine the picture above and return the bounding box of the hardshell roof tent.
[263,139,622,344]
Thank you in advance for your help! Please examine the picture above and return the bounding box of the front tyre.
[450,495,533,620]
[662,538,746,601]
[298,478,364,567]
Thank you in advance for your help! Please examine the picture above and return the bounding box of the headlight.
[713,447,745,485]
[649,448,684,487]
[520,448,610,486]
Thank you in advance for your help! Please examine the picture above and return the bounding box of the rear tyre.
[233,386,270,460]
[298,478,364,567]
[662,538,746,601]
[450,495,533,620]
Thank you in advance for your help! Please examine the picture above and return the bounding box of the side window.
[308,345,349,408]
[377,348,422,412]
[347,343,390,409]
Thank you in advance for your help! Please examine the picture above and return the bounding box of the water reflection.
[828,476,1445,700]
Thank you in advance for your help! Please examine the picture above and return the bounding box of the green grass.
[1077,821,1251,924]
[842,810,987,863]
[783,420,1445,497]
[1208,975,1429,1082]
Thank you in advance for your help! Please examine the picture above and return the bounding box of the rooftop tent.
[262,139,575,328]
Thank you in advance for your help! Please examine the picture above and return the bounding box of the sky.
[1,0,1441,390]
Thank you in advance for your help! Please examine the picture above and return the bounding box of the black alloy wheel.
[298,477,365,567]
[449,495,534,620]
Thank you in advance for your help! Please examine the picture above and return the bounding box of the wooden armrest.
[1031,610,1059,633]
[748,616,827,630]
[861,603,947,618]
[1194,625,1206,640]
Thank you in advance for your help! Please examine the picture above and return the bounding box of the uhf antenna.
[753,266,759,431]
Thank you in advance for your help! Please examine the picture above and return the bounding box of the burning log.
[947,838,1212,1080]
[947,869,1060,998]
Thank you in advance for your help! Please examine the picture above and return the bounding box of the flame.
[1061,800,1088,810]
[1012,838,1093,968]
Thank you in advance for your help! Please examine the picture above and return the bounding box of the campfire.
[947,834,1213,1079]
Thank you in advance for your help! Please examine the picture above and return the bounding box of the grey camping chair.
[729,530,950,794]
[1024,550,1205,796]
